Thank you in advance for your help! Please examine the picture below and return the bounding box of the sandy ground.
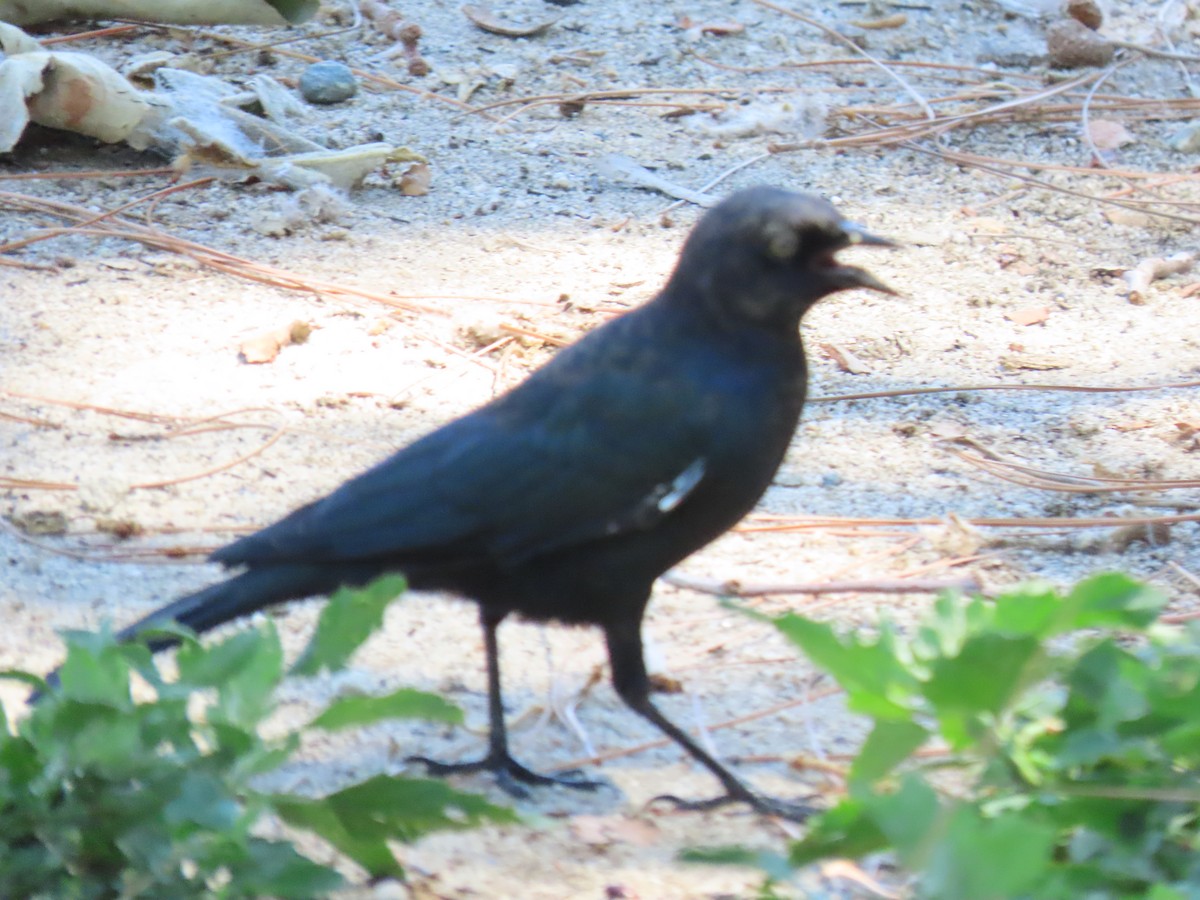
[2,1,1199,896]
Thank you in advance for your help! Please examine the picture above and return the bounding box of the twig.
[657,152,772,216]
[0,409,59,428]
[0,167,177,181]
[1080,57,1133,169]
[662,572,981,597]
[552,684,842,771]
[810,377,1200,403]
[1111,38,1200,63]
[952,448,1200,494]
[599,155,719,207]
[750,0,935,120]
[1,389,184,424]
[498,323,572,347]
[740,512,1200,531]
[1167,561,1200,592]
[40,24,142,44]
[822,534,922,582]
[0,191,444,315]
[901,139,1200,227]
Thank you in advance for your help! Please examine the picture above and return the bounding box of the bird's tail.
[35,563,378,699]
[116,564,352,651]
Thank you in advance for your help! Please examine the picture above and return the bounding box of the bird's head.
[664,186,897,332]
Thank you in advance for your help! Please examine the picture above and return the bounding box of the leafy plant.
[0,576,516,897]
[687,574,1200,899]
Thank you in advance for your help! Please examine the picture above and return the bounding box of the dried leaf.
[398,161,431,196]
[9,509,67,536]
[240,320,311,364]
[849,13,908,29]
[1086,118,1135,150]
[1124,252,1196,304]
[995,246,1022,269]
[5,0,312,26]
[1104,208,1153,228]
[1107,522,1171,551]
[569,815,661,848]
[1000,353,1068,371]
[648,673,682,694]
[95,517,145,539]
[677,16,745,35]
[1108,419,1153,432]
[462,5,558,37]
[820,343,872,375]
[0,32,156,152]
[963,216,1008,235]
[1006,306,1049,326]
[821,860,904,900]
[919,513,984,556]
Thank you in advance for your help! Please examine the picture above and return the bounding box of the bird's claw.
[649,790,816,822]
[406,753,604,798]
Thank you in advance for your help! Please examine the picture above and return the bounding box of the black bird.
[47,187,895,818]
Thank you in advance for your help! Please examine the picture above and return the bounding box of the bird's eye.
[762,219,800,260]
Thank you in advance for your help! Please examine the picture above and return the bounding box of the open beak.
[841,221,898,249]
[831,221,899,295]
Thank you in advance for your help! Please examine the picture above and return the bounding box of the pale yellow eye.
[762,219,799,260]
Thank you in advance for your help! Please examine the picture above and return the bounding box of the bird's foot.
[407,753,604,798]
[649,788,817,822]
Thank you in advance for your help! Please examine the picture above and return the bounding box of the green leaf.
[921,804,1057,899]
[267,0,321,24]
[175,624,281,688]
[787,797,890,866]
[310,688,463,731]
[0,733,40,791]
[990,584,1064,638]
[269,774,515,878]
[680,846,794,882]
[271,792,403,879]
[773,614,917,719]
[291,576,406,677]
[849,719,929,786]
[163,771,240,831]
[1066,641,1148,722]
[1055,573,1166,632]
[924,633,1042,748]
[235,839,344,898]
[866,774,943,866]
[56,628,134,707]
[1146,886,1189,900]
[724,576,1200,897]
[177,624,284,728]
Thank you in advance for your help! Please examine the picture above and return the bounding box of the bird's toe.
[406,753,604,797]
[648,789,817,822]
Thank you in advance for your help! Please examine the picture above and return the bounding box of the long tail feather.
[35,563,381,699]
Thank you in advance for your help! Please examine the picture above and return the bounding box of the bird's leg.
[408,610,602,798]
[604,622,816,822]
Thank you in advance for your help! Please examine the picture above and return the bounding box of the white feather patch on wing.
[656,457,706,513]
[605,457,708,534]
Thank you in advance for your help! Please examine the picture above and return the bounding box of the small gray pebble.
[821,472,842,487]
[299,60,357,104]
[1168,121,1200,154]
